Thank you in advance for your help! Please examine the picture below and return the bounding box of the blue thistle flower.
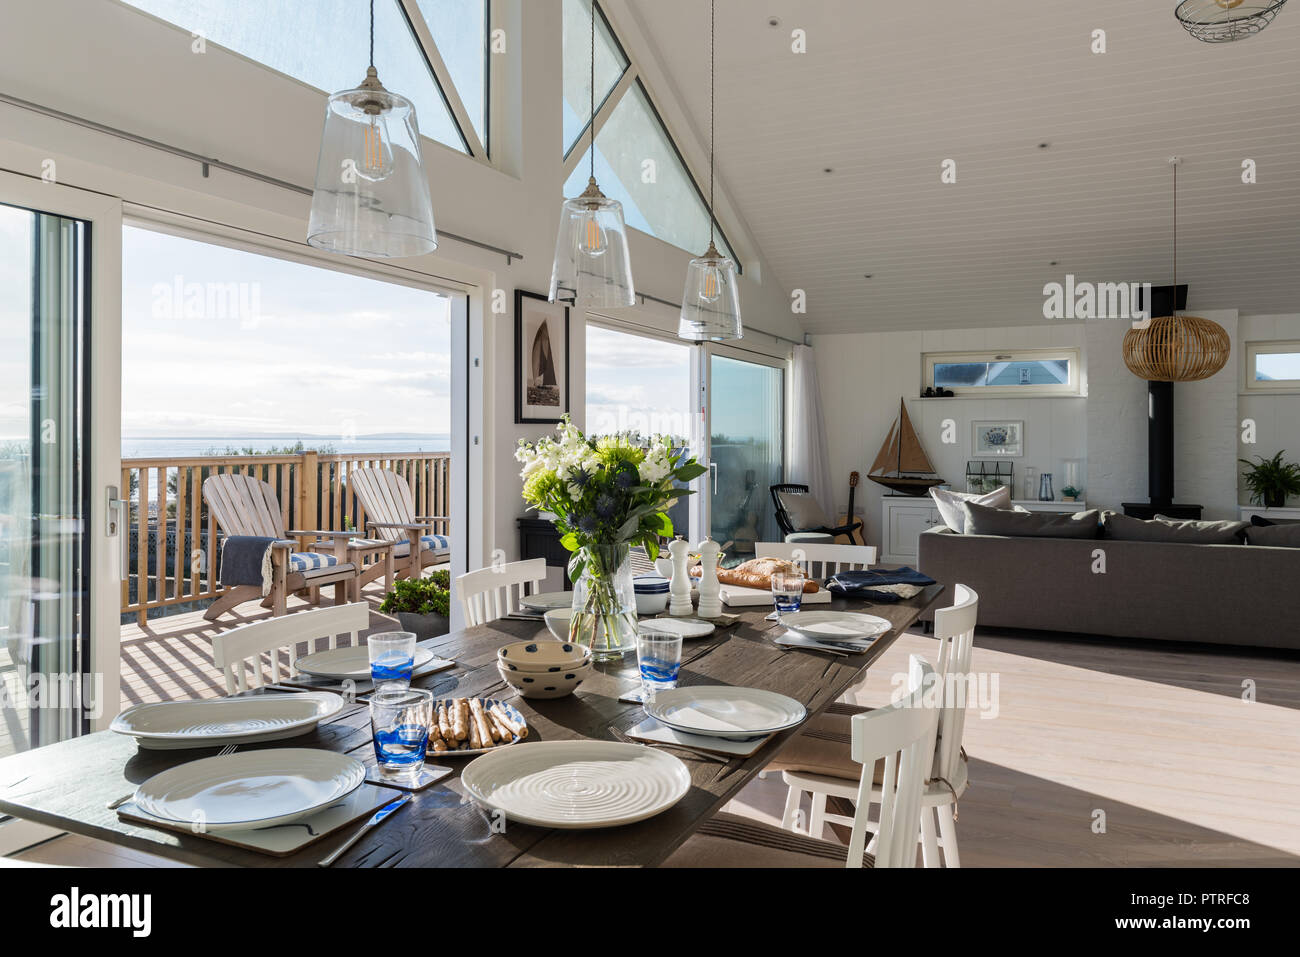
[578,515,599,535]
[595,493,617,519]
[615,465,638,488]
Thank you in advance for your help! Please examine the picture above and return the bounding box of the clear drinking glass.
[770,569,806,622]
[370,688,432,778]
[368,631,417,690]
[637,629,683,697]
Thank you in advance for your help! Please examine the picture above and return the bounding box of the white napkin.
[774,631,875,654]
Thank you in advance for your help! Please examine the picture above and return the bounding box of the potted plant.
[1061,485,1081,502]
[1240,451,1300,508]
[379,570,451,639]
[515,417,705,660]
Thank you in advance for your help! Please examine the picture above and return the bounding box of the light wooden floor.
[10,622,1300,867]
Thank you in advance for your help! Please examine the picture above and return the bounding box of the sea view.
[121,434,452,458]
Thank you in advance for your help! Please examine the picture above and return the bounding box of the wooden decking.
[118,578,407,713]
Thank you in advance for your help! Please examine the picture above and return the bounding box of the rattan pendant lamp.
[1175,0,1289,42]
[1122,158,1230,382]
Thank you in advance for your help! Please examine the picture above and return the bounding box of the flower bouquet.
[516,418,706,658]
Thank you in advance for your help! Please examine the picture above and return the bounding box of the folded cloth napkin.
[219,536,278,596]
[825,566,936,602]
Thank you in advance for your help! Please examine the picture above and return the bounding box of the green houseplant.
[1239,450,1300,508]
[1061,485,1081,502]
[379,570,451,639]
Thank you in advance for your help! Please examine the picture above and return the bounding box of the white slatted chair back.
[456,558,547,626]
[847,655,941,868]
[931,584,978,787]
[203,473,287,539]
[350,468,416,545]
[211,602,369,695]
[755,540,878,580]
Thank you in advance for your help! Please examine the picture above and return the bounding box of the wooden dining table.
[0,586,943,867]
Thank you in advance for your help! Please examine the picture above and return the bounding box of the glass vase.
[569,544,638,661]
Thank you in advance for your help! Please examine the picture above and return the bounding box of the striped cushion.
[289,552,339,573]
[392,534,451,558]
[664,812,872,868]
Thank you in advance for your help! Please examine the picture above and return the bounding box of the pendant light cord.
[590,0,596,180]
[1172,162,1177,297]
[708,0,716,245]
[368,0,376,69]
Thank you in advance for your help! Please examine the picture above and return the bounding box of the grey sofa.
[917,525,1300,648]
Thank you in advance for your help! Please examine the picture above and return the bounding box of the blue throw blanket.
[219,536,278,595]
[825,566,936,602]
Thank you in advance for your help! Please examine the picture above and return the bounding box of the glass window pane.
[934,358,1070,390]
[565,82,737,266]
[415,0,488,149]
[1255,352,1300,381]
[562,0,628,156]
[710,356,783,557]
[585,325,693,538]
[123,0,469,153]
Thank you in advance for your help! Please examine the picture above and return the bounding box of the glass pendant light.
[679,0,741,341]
[549,0,635,307]
[308,0,437,259]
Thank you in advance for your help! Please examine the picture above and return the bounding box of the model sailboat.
[867,398,945,495]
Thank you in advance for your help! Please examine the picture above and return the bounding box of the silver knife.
[317,792,411,867]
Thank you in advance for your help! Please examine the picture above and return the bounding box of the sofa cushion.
[775,490,831,531]
[1105,512,1247,544]
[965,502,1101,539]
[1244,522,1300,548]
[929,485,1011,534]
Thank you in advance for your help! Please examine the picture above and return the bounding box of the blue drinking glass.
[637,629,683,697]
[368,631,417,689]
[370,688,432,777]
[771,570,805,622]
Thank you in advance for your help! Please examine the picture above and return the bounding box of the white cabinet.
[1239,506,1300,522]
[880,495,1088,565]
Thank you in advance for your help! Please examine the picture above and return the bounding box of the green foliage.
[1061,485,1081,498]
[379,569,451,617]
[1239,450,1300,506]
[515,417,704,554]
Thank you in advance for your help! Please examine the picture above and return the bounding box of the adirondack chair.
[348,468,451,582]
[202,473,361,620]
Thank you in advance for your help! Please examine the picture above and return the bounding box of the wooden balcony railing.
[120,450,451,625]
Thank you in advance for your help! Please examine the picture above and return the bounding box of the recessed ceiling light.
[1038,142,1051,149]
[863,273,873,279]
[1049,261,1059,266]
[768,16,781,27]
[823,167,833,173]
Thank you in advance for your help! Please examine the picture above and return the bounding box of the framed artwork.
[515,289,570,424]
[972,420,1024,458]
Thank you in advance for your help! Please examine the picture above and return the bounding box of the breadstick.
[486,709,512,742]
[436,703,454,743]
[467,710,484,749]
[470,698,498,742]
[489,704,526,740]
[428,724,448,752]
[452,698,469,742]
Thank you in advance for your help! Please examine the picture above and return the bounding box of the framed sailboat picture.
[515,290,570,423]
[867,398,946,496]
[972,420,1024,458]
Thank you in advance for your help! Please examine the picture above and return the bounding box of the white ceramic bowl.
[497,638,589,673]
[497,659,592,699]
[543,607,574,642]
[634,590,670,615]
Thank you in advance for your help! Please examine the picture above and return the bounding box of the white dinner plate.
[519,591,574,612]
[460,740,690,829]
[111,693,345,750]
[779,611,892,642]
[643,685,808,740]
[638,618,716,639]
[133,748,365,832]
[294,645,435,680]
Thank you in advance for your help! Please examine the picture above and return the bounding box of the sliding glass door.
[707,350,784,559]
[0,175,120,760]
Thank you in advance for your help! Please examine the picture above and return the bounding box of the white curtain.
[788,344,836,517]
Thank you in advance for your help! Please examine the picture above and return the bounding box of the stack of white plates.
[781,611,891,642]
[132,748,365,832]
[519,592,573,613]
[295,645,436,681]
[111,693,345,750]
[643,686,807,740]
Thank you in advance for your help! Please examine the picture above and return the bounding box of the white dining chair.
[665,654,941,868]
[456,557,546,626]
[772,584,979,867]
[210,601,370,695]
[755,540,878,579]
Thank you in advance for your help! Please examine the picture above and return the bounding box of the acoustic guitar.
[834,471,862,545]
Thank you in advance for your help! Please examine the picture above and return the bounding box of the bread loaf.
[708,557,819,593]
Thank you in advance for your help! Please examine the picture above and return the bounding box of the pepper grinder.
[667,538,694,617]
[696,537,722,619]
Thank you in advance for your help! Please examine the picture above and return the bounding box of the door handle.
[708,462,718,494]
[106,485,125,537]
